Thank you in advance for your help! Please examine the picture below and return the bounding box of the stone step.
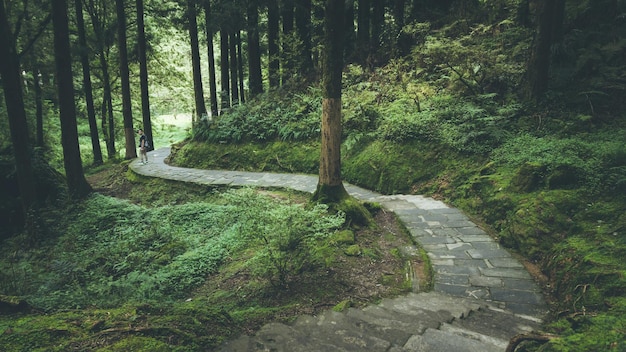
[377,291,484,321]
[446,305,542,344]
[403,327,503,352]
[291,310,396,351]
[349,304,440,336]
[218,321,348,352]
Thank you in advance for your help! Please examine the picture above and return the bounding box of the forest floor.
[82,163,428,346]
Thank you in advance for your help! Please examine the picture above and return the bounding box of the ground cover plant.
[169,16,626,351]
[0,164,422,351]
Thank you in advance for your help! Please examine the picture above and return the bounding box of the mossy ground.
[0,163,426,351]
[170,137,626,351]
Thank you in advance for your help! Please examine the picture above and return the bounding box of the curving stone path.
[130,147,548,352]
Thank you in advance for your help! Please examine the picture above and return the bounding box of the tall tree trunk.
[281,0,295,84]
[220,28,230,110]
[115,0,136,159]
[229,31,239,106]
[295,0,312,75]
[188,0,206,122]
[236,30,245,104]
[371,0,384,60]
[87,0,116,159]
[267,0,280,88]
[343,0,356,63]
[0,0,38,215]
[393,0,409,56]
[33,66,45,147]
[356,0,370,61]
[75,0,103,165]
[204,0,218,116]
[247,0,263,97]
[51,0,92,199]
[314,0,348,202]
[100,52,116,159]
[525,0,557,102]
[136,0,153,150]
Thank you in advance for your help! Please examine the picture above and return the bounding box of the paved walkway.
[130,147,548,351]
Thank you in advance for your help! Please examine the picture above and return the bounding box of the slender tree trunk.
[343,0,356,63]
[101,53,116,159]
[281,0,295,84]
[115,0,136,159]
[371,0,384,59]
[33,66,45,147]
[220,28,230,110]
[136,0,153,150]
[87,0,116,159]
[295,0,312,75]
[204,0,218,116]
[247,0,263,97]
[393,0,409,56]
[525,0,557,102]
[51,0,92,199]
[229,32,239,106]
[267,0,280,88]
[188,0,206,122]
[75,0,103,165]
[314,0,348,202]
[357,0,370,61]
[236,30,245,104]
[0,0,38,214]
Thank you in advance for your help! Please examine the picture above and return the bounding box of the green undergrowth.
[0,174,416,350]
[170,123,626,350]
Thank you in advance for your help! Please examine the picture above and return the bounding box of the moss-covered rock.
[332,230,356,245]
[510,162,546,193]
[344,245,362,256]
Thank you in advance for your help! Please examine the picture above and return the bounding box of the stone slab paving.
[130,147,548,350]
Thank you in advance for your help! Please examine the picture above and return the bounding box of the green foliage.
[493,133,626,194]
[0,190,343,310]
[173,140,320,174]
[220,188,345,287]
[193,88,322,143]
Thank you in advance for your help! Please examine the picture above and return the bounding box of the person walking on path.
[137,129,148,164]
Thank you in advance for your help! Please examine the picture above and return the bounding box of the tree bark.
[136,0,153,150]
[203,0,218,117]
[32,62,45,148]
[75,0,103,165]
[86,0,116,159]
[187,0,206,122]
[314,0,348,202]
[356,0,370,61]
[51,0,92,199]
[229,31,239,106]
[115,0,136,159]
[525,0,557,102]
[267,0,280,88]
[0,0,38,214]
[343,0,356,63]
[220,28,230,110]
[281,0,295,83]
[247,1,263,97]
[295,0,313,75]
[236,30,245,104]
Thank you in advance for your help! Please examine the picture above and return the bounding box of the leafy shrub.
[220,188,345,287]
[193,88,322,143]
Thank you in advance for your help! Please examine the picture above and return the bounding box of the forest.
[1,0,626,350]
